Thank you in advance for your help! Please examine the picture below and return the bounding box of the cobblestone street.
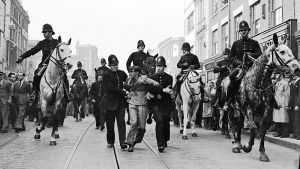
[0,116,299,169]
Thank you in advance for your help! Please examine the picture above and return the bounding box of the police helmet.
[77,61,82,67]
[156,56,167,67]
[137,40,145,48]
[239,21,250,31]
[181,42,191,51]
[100,58,106,64]
[108,54,119,66]
[42,23,55,35]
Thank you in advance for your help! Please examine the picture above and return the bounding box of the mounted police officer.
[126,40,148,73]
[148,56,174,152]
[96,58,110,81]
[224,20,266,110]
[16,24,70,102]
[174,42,204,98]
[71,61,88,93]
[101,54,128,150]
[212,48,231,106]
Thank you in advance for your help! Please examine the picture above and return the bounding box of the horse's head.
[142,51,158,76]
[186,70,202,101]
[266,33,300,75]
[56,36,72,61]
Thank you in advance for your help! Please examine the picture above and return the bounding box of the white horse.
[34,36,72,146]
[175,70,203,139]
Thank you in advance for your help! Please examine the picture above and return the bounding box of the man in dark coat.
[126,40,148,72]
[224,21,262,110]
[13,72,32,132]
[89,70,106,131]
[174,42,204,98]
[16,24,70,102]
[71,61,88,96]
[96,58,110,81]
[101,54,128,149]
[148,56,174,152]
[288,73,300,140]
[212,48,231,106]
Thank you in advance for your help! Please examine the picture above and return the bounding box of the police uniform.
[16,24,70,102]
[126,40,148,72]
[149,56,173,152]
[96,58,110,81]
[225,21,262,106]
[89,71,106,130]
[212,48,231,106]
[101,55,128,149]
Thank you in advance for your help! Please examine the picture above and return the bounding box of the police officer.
[126,40,148,73]
[101,54,128,149]
[16,24,70,102]
[174,42,204,97]
[223,20,262,110]
[89,70,106,131]
[212,48,231,106]
[71,61,88,94]
[96,58,110,81]
[149,56,174,152]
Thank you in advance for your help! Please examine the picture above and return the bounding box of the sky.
[22,0,184,70]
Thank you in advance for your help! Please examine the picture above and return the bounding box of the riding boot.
[223,80,235,110]
[30,76,40,103]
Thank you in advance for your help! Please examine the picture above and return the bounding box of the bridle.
[184,70,202,97]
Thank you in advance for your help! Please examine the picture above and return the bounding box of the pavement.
[0,116,299,169]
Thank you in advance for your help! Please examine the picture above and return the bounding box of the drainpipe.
[228,0,231,48]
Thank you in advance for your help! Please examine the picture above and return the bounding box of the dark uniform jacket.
[101,69,128,111]
[149,73,173,112]
[126,51,148,72]
[213,61,230,87]
[19,39,58,67]
[229,38,262,68]
[177,53,200,71]
[89,81,105,103]
[71,69,88,84]
[12,80,32,105]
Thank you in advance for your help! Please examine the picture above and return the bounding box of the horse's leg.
[176,99,183,134]
[242,109,258,153]
[182,101,189,140]
[191,102,199,137]
[50,114,58,146]
[74,101,79,122]
[35,99,47,139]
[227,107,240,153]
[258,110,272,162]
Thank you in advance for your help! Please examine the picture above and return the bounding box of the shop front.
[252,19,297,58]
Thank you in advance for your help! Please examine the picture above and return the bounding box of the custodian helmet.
[137,40,145,47]
[108,54,119,66]
[239,20,250,31]
[42,23,55,35]
[181,42,191,51]
[156,56,167,67]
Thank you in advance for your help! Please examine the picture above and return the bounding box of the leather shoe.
[158,146,164,152]
[107,144,113,148]
[128,145,134,152]
[120,144,127,150]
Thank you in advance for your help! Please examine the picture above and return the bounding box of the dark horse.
[224,34,300,162]
[71,72,88,122]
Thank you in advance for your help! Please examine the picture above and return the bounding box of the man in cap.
[126,40,148,73]
[96,58,110,81]
[16,24,70,103]
[89,70,106,131]
[148,56,174,152]
[223,20,263,110]
[174,42,204,98]
[101,54,128,149]
[0,71,12,133]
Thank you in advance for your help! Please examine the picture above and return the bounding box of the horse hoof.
[242,145,252,153]
[55,134,60,139]
[232,147,241,153]
[179,129,183,134]
[34,134,40,139]
[75,119,79,122]
[259,153,270,162]
[182,135,188,140]
[192,133,197,137]
[50,141,57,146]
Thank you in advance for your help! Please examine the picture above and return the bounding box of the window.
[272,0,282,26]
[251,3,260,35]
[234,13,243,40]
[212,0,218,15]
[212,29,218,56]
[222,22,229,49]
[186,12,194,34]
